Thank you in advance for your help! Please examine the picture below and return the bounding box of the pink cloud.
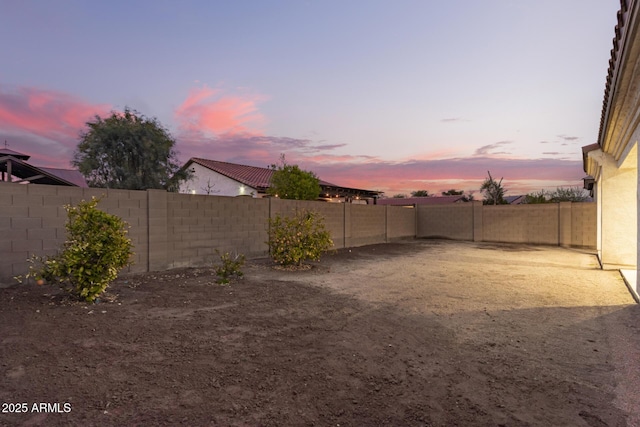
[307,157,585,196]
[174,85,266,136]
[175,128,585,197]
[0,85,111,168]
[0,86,110,141]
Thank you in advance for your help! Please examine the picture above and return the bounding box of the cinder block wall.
[268,199,346,249]
[0,182,149,282]
[0,181,596,285]
[483,204,559,245]
[417,201,596,247]
[165,194,270,269]
[386,206,416,241]
[570,202,597,248]
[417,204,474,240]
[348,204,386,247]
[1,183,415,284]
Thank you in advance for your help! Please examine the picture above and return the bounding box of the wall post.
[147,189,168,272]
[558,202,572,247]
[472,201,483,242]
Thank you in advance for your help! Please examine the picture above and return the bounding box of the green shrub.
[214,250,245,284]
[21,197,133,302]
[267,209,333,266]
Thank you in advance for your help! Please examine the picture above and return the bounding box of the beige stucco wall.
[591,150,637,268]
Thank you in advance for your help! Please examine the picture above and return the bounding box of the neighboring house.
[582,0,639,301]
[0,148,87,187]
[377,195,468,206]
[179,157,381,202]
[505,195,526,205]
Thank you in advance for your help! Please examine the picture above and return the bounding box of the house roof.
[0,155,87,187]
[504,195,526,205]
[596,0,638,155]
[0,148,30,160]
[189,158,274,190]
[40,167,88,187]
[185,157,381,198]
[581,143,600,174]
[377,195,467,206]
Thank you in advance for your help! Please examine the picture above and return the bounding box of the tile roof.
[190,158,274,189]
[186,158,379,196]
[598,0,634,147]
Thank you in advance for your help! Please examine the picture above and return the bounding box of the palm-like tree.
[480,171,507,205]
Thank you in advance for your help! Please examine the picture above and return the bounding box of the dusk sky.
[0,1,619,196]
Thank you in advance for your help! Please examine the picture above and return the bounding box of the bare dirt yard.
[1,239,639,427]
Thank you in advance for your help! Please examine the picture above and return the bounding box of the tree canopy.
[411,190,431,197]
[480,171,507,205]
[73,108,190,191]
[524,187,590,203]
[441,189,474,201]
[267,155,320,200]
[523,190,547,204]
[548,187,590,202]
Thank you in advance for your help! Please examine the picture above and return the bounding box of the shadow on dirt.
[1,267,638,426]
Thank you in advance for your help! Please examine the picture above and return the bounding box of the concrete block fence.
[416,201,596,247]
[0,182,595,284]
[0,183,416,284]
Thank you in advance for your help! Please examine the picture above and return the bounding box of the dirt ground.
[1,239,639,427]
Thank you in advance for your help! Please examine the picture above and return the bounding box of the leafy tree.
[480,171,507,205]
[73,108,190,191]
[523,190,548,204]
[392,194,407,198]
[411,190,431,197]
[441,189,474,202]
[548,187,590,202]
[267,155,320,200]
[524,187,590,203]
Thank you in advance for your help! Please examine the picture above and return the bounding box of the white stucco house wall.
[180,159,268,197]
[179,157,382,202]
[583,0,639,301]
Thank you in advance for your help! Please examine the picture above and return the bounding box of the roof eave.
[597,0,639,156]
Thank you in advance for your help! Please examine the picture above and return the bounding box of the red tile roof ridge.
[189,157,273,189]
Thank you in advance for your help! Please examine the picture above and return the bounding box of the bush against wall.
[214,250,245,284]
[267,209,333,266]
[21,197,133,303]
